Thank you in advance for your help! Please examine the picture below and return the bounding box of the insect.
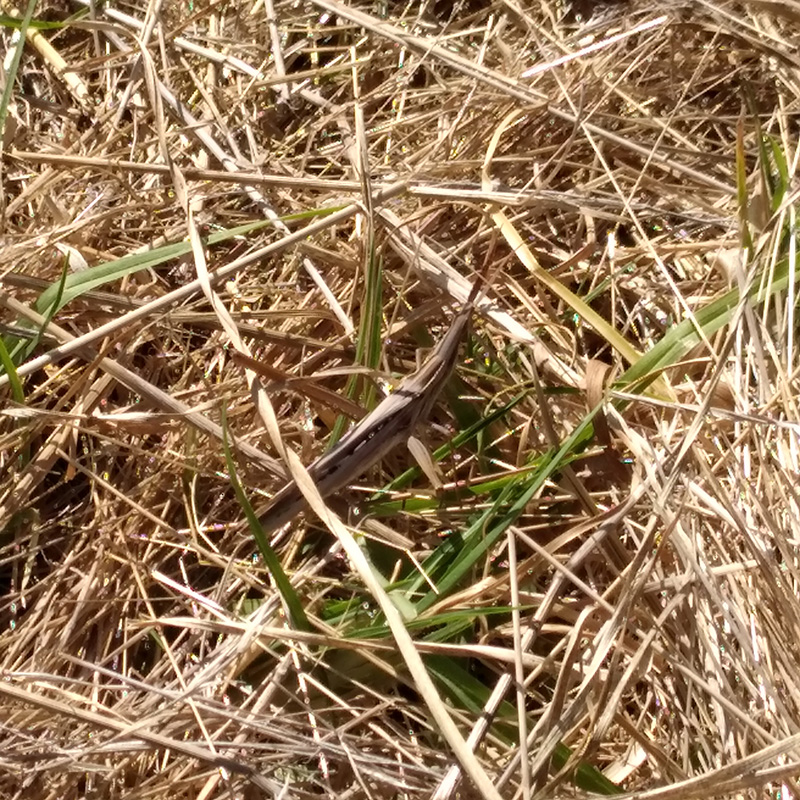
[258,291,477,534]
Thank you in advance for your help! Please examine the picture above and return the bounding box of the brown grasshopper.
[258,287,479,534]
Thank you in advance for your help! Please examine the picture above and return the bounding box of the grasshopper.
[258,290,478,534]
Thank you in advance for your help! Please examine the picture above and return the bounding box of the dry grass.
[1,0,800,797]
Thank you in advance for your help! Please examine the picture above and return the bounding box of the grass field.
[1,1,800,797]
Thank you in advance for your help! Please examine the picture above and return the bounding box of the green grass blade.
[0,12,84,29]
[617,254,796,392]
[426,655,621,795]
[768,136,789,212]
[220,410,311,632]
[366,457,571,521]
[3,251,98,368]
[345,605,519,640]
[370,393,524,498]
[328,242,383,448]
[0,336,24,404]
[22,253,70,361]
[0,0,36,144]
[34,218,282,318]
[413,412,597,612]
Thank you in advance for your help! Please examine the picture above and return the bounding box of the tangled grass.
[1,0,800,797]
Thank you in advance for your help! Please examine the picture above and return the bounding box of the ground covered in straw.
[1,0,799,798]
